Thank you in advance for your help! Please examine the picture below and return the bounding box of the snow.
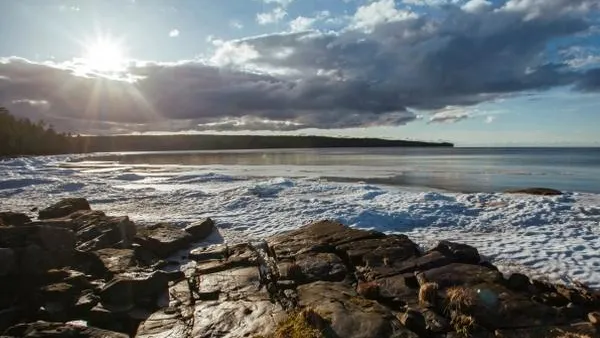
[0,155,599,287]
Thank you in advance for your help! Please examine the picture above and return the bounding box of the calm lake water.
[84,147,600,193]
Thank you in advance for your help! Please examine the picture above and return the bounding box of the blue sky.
[0,0,599,146]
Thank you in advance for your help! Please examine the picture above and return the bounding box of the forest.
[0,107,75,156]
[0,107,452,157]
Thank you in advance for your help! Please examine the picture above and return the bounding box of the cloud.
[289,16,317,32]
[262,0,294,8]
[462,0,492,13]
[169,29,180,37]
[485,115,496,123]
[352,0,417,31]
[1,1,599,134]
[428,107,471,124]
[230,20,244,29]
[257,7,287,25]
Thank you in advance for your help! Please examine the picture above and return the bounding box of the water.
[1,149,600,287]
[83,147,600,193]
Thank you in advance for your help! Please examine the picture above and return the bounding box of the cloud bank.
[1,0,599,133]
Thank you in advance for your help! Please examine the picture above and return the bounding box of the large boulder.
[0,248,16,276]
[0,212,31,226]
[38,198,91,220]
[135,223,193,258]
[2,321,128,338]
[35,211,137,252]
[184,218,215,241]
[100,271,174,310]
[0,225,76,274]
[92,248,137,276]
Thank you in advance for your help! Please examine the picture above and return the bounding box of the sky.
[0,0,599,146]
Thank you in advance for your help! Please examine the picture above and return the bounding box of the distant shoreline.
[74,134,453,153]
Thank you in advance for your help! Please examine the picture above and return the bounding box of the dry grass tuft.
[445,286,477,312]
[268,308,326,338]
[451,314,475,337]
[419,282,439,306]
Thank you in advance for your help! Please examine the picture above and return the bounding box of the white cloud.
[169,29,180,37]
[230,20,244,29]
[289,16,317,32]
[485,115,496,123]
[402,0,460,6]
[257,7,287,25]
[461,0,492,13]
[428,107,471,124]
[262,0,294,8]
[352,0,417,31]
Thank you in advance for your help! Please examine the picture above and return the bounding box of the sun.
[83,38,126,72]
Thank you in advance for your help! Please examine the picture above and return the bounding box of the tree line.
[0,107,76,156]
[0,106,452,157]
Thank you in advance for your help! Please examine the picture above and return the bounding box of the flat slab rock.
[2,321,128,338]
[135,223,192,258]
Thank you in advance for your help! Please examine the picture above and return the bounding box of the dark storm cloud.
[0,0,599,133]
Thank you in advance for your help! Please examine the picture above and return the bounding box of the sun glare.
[83,38,126,72]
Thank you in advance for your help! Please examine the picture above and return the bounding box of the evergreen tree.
[0,107,75,156]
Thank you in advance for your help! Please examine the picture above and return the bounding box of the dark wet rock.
[431,241,480,265]
[100,271,171,311]
[0,248,16,276]
[2,321,128,337]
[291,251,347,283]
[0,212,31,226]
[297,281,403,338]
[268,220,384,256]
[38,198,91,219]
[371,273,421,307]
[74,290,100,313]
[75,215,136,252]
[367,251,454,279]
[0,225,76,274]
[505,187,563,196]
[92,248,136,276]
[506,272,531,292]
[495,322,599,338]
[184,218,215,241]
[399,307,450,336]
[417,263,503,288]
[337,234,420,267]
[135,223,192,258]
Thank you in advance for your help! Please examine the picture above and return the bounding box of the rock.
[431,241,480,265]
[2,321,128,337]
[507,273,531,292]
[75,215,137,252]
[100,271,170,310]
[38,198,91,220]
[92,248,136,276]
[184,218,215,241]
[135,223,193,258]
[74,290,100,313]
[367,251,454,279]
[495,322,598,338]
[505,188,563,196]
[0,212,31,226]
[417,263,503,288]
[357,281,380,299]
[373,273,421,307]
[293,252,347,283]
[0,248,16,276]
[589,311,600,326]
[268,220,384,257]
[336,235,421,267]
[0,225,76,274]
[297,281,402,338]
[399,307,450,336]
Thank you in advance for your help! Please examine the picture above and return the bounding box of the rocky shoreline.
[0,198,598,337]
